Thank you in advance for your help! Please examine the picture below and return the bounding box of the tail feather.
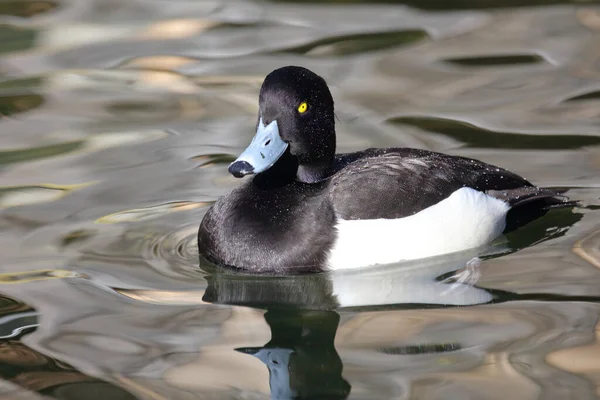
[487,187,579,233]
[486,187,576,209]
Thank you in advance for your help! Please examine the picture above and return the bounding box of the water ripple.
[391,116,600,149]
[0,0,599,398]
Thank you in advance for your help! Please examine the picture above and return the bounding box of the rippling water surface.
[1,0,600,398]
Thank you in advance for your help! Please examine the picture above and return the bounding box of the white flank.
[326,187,510,270]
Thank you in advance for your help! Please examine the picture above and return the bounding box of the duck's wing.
[328,148,567,220]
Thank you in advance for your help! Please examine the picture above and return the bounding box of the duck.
[198,66,573,273]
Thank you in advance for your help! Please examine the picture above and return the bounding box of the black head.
[228,66,336,183]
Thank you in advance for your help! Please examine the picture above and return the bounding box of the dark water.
[1,0,600,398]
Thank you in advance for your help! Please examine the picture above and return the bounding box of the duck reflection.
[202,253,498,400]
[202,250,496,310]
[237,310,350,400]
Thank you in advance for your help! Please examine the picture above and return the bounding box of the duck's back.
[328,148,535,221]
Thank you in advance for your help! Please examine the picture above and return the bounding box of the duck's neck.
[297,161,331,183]
[294,116,336,183]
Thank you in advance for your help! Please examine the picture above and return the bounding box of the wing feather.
[328,148,566,220]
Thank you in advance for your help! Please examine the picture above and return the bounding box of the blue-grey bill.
[228,118,288,178]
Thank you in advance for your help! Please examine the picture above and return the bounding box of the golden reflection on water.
[546,321,600,397]
[96,201,209,224]
[113,289,207,305]
[137,19,219,40]
[121,56,197,71]
[0,183,93,209]
[0,270,81,284]
[573,229,600,269]
[0,1,58,18]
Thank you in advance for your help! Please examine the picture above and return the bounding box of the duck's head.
[228,66,336,183]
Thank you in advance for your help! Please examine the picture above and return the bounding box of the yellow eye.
[297,102,308,113]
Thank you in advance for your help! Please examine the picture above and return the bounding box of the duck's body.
[198,66,571,273]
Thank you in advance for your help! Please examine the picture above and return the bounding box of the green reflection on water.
[0,77,44,90]
[0,26,36,54]
[392,117,600,149]
[379,343,462,354]
[444,54,545,67]
[278,29,427,56]
[0,1,58,17]
[0,141,84,166]
[0,93,44,116]
[565,91,600,102]
[267,0,600,10]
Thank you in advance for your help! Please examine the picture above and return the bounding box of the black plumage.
[198,66,573,273]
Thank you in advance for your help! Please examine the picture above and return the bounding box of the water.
[0,0,599,398]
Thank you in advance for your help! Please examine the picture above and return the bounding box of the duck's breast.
[199,180,336,272]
